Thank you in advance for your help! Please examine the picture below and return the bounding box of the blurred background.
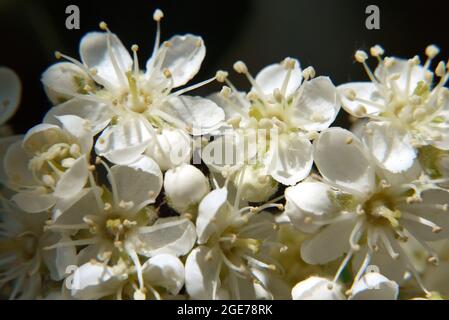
[1,0,449,133]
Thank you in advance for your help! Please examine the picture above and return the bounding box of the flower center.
[363,191,401,228]
[28,142,82,190]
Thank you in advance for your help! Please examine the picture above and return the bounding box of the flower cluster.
[1,9,448,300]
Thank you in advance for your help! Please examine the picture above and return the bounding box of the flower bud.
[292,277,345,300]
[164,164,210,213]
[145,128,192,171]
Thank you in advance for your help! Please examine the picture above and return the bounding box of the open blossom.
[204,58,339,191]
[286,127,449,297]
[42,9,224,167]
[339,45,449,173]
[70,253,185,300]
[44,155,196,299]
[185,182,289,300]
[0,199,76,299]
[2,115,93,213]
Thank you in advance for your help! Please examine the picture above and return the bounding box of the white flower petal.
[289,77,339,132]
[185,246,222,300]
[110,156,162,208]
[23,123,65,153]
[292,277,345,300]
[41,62,91,104]
[53,187,101,224]
[300,219,355,264]
[144,128,192,171]
[196,188,229,244]
[95,116,152,165]
[208,91,251,126]
[54,155,89,199]
[265,132,313,186]
[375,58,427,94]
[12,191,56,213]
[71,262,120,300]
[79,32,132,90]
[142,254,185,295]
[42,233,77,281]
[314,128,376,196]
[350,272,399,300]
[161,96,224,135]
[338,82,384,117]
[146,34,205,88]
[131,217,196,257]
[285,181,338,233]
[44,98,113,135]
[3,139,34,187]
[363,121,416,173]
[0,67,21,125]
[55,115,93,154]
[254,60,302,97]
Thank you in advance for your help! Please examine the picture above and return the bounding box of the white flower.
[42,9,224,165]
[164,164,210,213]
[71,254,185,300]
[286,127,449,296]
[291,277,345,300]
[185,184,288,299]
[205,59,339,187]
[0,199,76,299]
[339,45,449,173]
[44,155,196,298]
[0,67,21,134]
[3,115,93,213]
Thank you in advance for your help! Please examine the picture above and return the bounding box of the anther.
[436,61,446,77]
[233,61,248,74]
[131,44,139,52]
[89,68,98,76]
[99,21,108,31]
[409,55,421,66]
[355,50,368,63]
[302,66,316,80]
[282,57,296,70]
[345,137,353,145]
[428,256,439,266]
[425,45,440,59]
[370,45,385,57]
[54,51,62,59]
[163,68,172,78]
[219,86,232,98]
[153,9,164,22]
[215,70,228,83]
[273,88,283,103]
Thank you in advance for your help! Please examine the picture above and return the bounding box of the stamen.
[402,212,442,233]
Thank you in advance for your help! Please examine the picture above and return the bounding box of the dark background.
[1,0,449,134]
